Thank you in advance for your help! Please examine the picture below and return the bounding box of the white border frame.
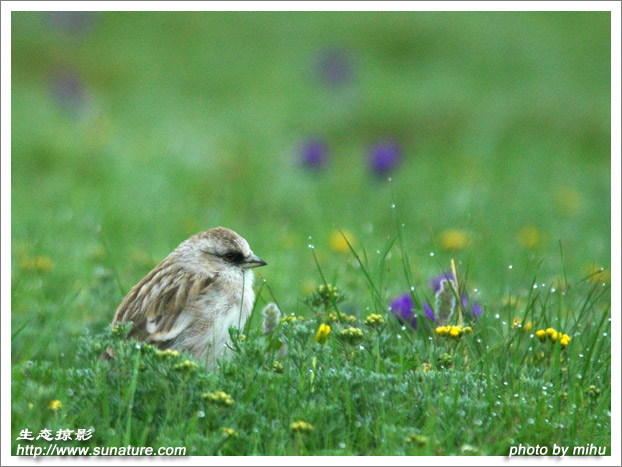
[2,2,620,466]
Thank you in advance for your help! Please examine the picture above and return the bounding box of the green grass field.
[11,11,611,456]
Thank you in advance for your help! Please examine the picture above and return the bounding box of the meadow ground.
[10,12,611,456]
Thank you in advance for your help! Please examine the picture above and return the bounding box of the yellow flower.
[449,326,462,337]
[405,433,428,446]
[330,230,355,254]
[157,349,181,359]
[19,255,55,273]
[302,279,317,297]
[421,363,432,373]
[202,391,234,407]
[585,264,610,285]
[174,360,198,371]
[512,318,534,332]
[439,229,468,251]
[555,188,582,217]
[560,334,571,348]
[517,226,543,250]
[435,326,449,336]
[49,400,62,411]
[546,328,556,337]
[221,427,238,438]
[449,326,462,338]
[536,330,546,342]
[338,326,364,343]
[364,314,385,327]
[290,420,314,433]
[315,323,331,345]
[462,326,473,334]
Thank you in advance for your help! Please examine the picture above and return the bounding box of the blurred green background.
[11,12,610,360]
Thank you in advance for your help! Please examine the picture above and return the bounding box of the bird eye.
[222,251,244,264]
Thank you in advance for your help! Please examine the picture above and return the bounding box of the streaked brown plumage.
[107,227,267,367]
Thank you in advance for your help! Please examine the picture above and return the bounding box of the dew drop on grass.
[473,288,478,293]
[508,264,513,269]
[603,332,608,337]
[339,442,346,449]
[502,321,507,325]
[579,354,584,358]
[551,287,556,293]
[401,325,407,331]
[308,244,314,249]
[359,345,365,350]
[495,314,500,319]
[410,286,415,291]
[514,394,519,398]
[397,334,402,339]
[430,252,435,256]
[197,410,205,418]
[533,284,538,289]
[391,203,396,208]
[527,418,535,425]
[503,381,508,386]
[577,374,583,379]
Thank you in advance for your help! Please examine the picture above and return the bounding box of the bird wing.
[112,258,217,348]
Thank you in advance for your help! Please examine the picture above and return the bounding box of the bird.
[106,227,267,367]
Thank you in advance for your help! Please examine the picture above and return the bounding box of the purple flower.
[369,141,402,177]
[390,293,417,329]
[49,70,93,119]
[47,12,96,35]
[315,47,355,87]
[299,139,328,170]
[423,302,436,322]
[462,295,483,319]
[429,270,454,294]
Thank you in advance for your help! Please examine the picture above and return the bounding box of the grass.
[10,11,611,456]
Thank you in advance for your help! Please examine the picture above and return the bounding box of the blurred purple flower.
[315,47,355,87]
[423,302,436,322]
[369,141,402,177]
[390,293,417,330]
[299,139,328,170]
[429,270,454,294]
[462,295,483,319]
[49,70,90,118]
[47,12,96,35]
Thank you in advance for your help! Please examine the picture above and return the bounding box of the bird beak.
[243,254,267,269]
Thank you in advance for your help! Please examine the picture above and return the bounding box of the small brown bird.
[108,227,267,367]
